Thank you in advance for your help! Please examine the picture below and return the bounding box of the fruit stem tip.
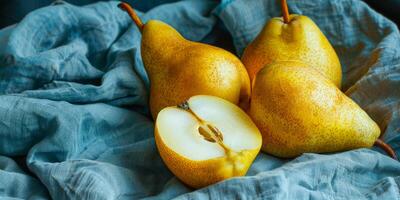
[374,139,398,160]
[280,0,290,23]
[118,2,144,33]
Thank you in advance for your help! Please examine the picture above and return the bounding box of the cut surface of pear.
[155,95,261,188]
[249,61,380,158]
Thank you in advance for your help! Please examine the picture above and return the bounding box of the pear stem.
[118,2,144,33]
[280,0,290,23]
[374,139,398,160]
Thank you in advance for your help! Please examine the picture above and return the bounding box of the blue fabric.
[0,0,399,199]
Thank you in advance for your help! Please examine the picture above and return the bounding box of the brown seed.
[198,126,216,143]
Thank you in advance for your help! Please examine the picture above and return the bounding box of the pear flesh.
[249,61,380,158]
[155,95,261,188]
[142,20,250,119]
[242,14,342,88]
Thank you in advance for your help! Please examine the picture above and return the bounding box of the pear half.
[155,95,262,188]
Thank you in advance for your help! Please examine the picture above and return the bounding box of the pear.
[241,0,342,88]
[155,95,262,188]
[249,61,380,158]
[119,3,250,119]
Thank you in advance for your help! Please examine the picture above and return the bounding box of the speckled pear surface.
[242,15,342,88]
[141,20,250,119]
[249,61,380,158]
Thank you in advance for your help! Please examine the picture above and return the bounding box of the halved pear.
[155,95,262,188]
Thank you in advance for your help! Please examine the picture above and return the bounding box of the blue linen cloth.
[0,0,399,199]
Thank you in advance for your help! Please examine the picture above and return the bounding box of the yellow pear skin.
[241,14,342,88]
[249,61,380,158]
[141,21,250,119]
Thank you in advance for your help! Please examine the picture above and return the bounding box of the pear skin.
[249,61,380,158]
[141,20,250,119]
[118,3,250,119]
[242,14,342,88]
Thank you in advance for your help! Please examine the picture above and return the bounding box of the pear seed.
[198,126,216,143]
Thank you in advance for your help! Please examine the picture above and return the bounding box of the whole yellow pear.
[249,61,380,158]
[241,0,342,88]
[119,3,250,119]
